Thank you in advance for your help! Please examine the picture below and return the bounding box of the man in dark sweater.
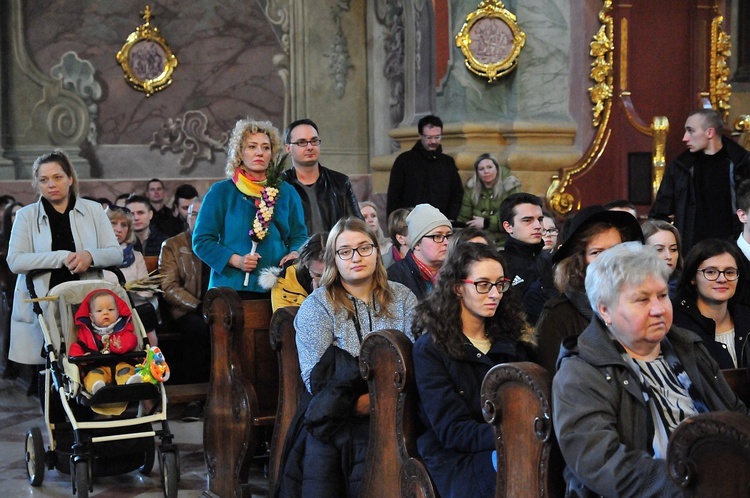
[499,193,547,300]
[651,108,750,251]
[386,115,464,220]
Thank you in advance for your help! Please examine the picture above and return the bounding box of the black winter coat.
[386,141,464,219]
[386,251,429,301]
[282,164,362,234]
[650,136,750,250]
[672,296,750,369]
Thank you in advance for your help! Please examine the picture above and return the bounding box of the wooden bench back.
[668,410,750,496]
[481,362,565,498]
[721,367,750,406]
[358,329,435,498]
[268,306,302,491]
[144,255,159,274]
[202,289,275,498]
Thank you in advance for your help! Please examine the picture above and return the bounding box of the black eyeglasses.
[697,268,739,281]
[289,138,322,147]
[462,278,512,294]
[542,228,559,236]
[422,232,452,244]
[107,205,131,214]
[335,244,375,260]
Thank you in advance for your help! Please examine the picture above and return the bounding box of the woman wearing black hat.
[535,206,643,373]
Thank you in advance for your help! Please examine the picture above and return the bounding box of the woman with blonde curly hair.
[193,118,308,295]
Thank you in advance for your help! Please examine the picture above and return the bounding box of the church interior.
[1,0,750,496]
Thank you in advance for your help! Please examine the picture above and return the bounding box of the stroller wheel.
[25,427,45,486]
[74,460,90,498]
[159,451,178,498]
[139,438,156,476]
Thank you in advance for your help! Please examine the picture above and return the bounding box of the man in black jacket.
[651,108,750,251]
[386,115,464,220]
[500,193,547,301]
[282,119,362,234]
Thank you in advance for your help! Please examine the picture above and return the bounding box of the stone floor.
[0,370,269,497]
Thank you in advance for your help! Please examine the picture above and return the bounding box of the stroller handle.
[26,266,127,316]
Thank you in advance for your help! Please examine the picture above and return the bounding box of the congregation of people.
[3,108,750,496]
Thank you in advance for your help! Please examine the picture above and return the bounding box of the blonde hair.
[105,206,136,245]
[224,118,282,178]
[321,217,394,319]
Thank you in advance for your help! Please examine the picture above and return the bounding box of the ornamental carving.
[115,6,178,97]
[150,110,229,174]
[377,0,406,126]
[709,12,732,122]
[455,0,526,82]
[546,0,614,216]
[324,1,354,98]
[50,52,102,145]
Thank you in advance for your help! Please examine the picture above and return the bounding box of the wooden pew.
[668,410,750,497]
[358,329,435,498]
[721,367,750,407]
[481,362,565,498]
[267,306,302,491]
[202,289,276,498]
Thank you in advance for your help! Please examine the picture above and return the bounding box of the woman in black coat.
[411,242,535,498]
[673,239,750,368]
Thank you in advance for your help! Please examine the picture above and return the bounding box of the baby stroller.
[22,268,179,498]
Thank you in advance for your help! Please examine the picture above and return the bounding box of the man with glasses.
[281,118,361,235]
[386,115,463,220]
[387,203,452,300]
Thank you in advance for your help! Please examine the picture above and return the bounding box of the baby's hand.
[109,335,121,350]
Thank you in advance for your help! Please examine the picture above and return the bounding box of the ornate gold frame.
[546,0,614,215]
[455,0,526,82]
[116,6,177,97]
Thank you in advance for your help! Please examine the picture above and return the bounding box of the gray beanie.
[406,204,452,250]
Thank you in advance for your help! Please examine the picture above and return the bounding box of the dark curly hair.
[412,242,530,359]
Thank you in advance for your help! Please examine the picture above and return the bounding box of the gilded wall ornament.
[546,0,614,216]
[455,0,526,83]
[116,5,177,97]
[709,12,732,122]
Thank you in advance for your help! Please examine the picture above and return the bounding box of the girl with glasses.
[673,238,750,368]
[411,242,535,498]
[279,217,417,497]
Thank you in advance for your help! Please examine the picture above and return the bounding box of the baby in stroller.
[69,289,143,414]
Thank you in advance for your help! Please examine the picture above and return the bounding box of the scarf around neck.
[233,168,266,198]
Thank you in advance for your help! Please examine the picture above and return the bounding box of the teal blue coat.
[193,179,308,293]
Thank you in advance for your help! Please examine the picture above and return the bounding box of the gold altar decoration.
[651,116,669,198]
[709,11,732,122]
[116,5,178,97]
[546,0,614,216]
[455,0,526,83]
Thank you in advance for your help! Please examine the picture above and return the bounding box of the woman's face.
[694,252,738,304]
[585,227,622,265]
[477,159,498,187]
[459,258,505,320]
[240,132,273,180]
[598,274,672,358]
[334,230,378,286]
[110,216,130,245]
[542,216,558,251]
[36,161,72,206]
[361,206,379,232]
[646,230,679,274]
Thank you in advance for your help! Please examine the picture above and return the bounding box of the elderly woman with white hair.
[552,242,747,497]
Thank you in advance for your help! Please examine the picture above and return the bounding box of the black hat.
[552,205,644,264]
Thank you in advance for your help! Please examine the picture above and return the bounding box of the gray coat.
[7,198,122,364]
[552,317,746,497]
